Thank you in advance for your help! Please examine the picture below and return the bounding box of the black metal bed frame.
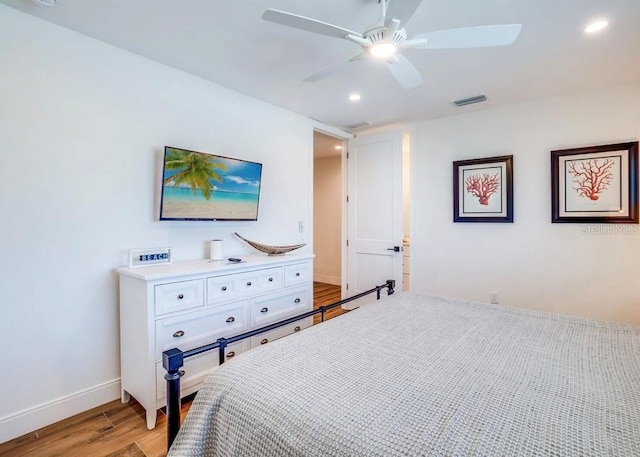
[162,279,396,451]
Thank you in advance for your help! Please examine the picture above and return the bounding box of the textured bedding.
[168,292,640,456]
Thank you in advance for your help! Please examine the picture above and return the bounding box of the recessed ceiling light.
[584,19,609,34]
[348,93,361,102]
[334,145,342,150]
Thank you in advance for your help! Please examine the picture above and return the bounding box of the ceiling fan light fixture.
[584,19,609,34]
[369,42,397,58]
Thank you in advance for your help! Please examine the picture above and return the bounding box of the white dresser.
[117,253,314,429]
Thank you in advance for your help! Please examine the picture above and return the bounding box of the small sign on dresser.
[129,247,172,268]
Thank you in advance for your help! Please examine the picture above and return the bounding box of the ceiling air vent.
[345,121,370,130]
[31,0,57,5]
[452,95,487,107]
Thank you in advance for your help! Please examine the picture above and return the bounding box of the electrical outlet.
[489,292,499,304]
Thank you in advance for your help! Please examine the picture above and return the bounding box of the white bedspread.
[168,292,640,456]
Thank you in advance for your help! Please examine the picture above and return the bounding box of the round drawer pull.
[221,286,227,291]
[268,277,273,282]
[172,330,185,338]
[226,316,235,323]
[294,298,301,303]
[260,338,269,345]
[295,272,301,277]
[227,351,236,358]
[246,281,252,286]
[178,370,185,377]
[261,307,269,313]
[294,326,301,332]
[177,294,184,299]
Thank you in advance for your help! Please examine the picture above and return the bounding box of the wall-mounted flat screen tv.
[159,146,263,221]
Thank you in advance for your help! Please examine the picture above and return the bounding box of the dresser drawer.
[155,340,246,402]
[155,301,248,358]
[284,262,312,287]
[251,286,310,328]
[250,319,311,348]
[155,279,204,315]
[207,267,282,304]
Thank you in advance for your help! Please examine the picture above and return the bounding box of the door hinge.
[346,152,349,159]
[346,195,349,203]
[346,239,349,246]
[346,283,349,290]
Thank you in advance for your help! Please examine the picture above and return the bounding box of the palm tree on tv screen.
[163,148,227,200]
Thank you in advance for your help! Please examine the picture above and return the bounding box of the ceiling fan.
[262,0,521,89]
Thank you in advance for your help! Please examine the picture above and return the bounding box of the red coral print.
[567,158,614,201]
[465,172,500,205]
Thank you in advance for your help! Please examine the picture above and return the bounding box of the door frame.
[311,121,353,299]
[311,122,413,300]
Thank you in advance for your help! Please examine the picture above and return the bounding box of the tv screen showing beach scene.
[159,146,263,221]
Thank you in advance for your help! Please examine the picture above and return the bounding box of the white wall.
[313,156,341,284]
[412,83,640,325]
[0,5,312,442]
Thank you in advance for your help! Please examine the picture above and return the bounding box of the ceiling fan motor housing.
[364,26,407,45]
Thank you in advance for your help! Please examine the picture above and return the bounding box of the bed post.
[218,338,228,366]
[386,279,395,295]
[163,347,184,450]
[377,279,396,299]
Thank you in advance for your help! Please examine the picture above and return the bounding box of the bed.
[166,291,640,456]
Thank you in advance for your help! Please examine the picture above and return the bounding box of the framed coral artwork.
[551,142,638,223]
[453,155,513,223]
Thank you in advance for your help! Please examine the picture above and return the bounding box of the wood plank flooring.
[313,281,346,324]
[1,282,344,456]
[0,395,193,457]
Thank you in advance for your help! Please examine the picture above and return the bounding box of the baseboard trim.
[0,378,121,444]
[313,274,340,286]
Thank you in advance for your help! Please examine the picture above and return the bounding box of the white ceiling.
[2,0,640,133]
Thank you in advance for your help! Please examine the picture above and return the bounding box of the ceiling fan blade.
[386,54,423,89]
[304,55,364,83]
[411,24,522,49]
[262,9,362,39]
[384,0,424,26]
[386,19,401,38]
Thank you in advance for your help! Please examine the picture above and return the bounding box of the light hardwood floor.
[312,281,346,324]
[0,395,193,457]
[1,282,343,457]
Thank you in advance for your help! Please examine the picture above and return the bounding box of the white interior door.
[346,130,403,306]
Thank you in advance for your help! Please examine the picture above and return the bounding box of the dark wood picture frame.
[551,142,638,224]
[453,155,513,223]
